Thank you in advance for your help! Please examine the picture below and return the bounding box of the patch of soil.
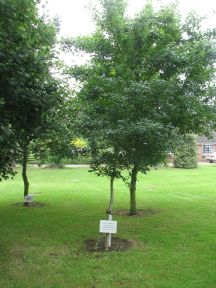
[85,237,135,252]
[115,208,161,217]
[13,201,45,208]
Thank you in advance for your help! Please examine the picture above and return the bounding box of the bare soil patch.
[114,208,161,217]
[13,201,45,208]
[85,237,135,252]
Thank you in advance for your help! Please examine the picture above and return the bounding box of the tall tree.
[0,0,63,204]
[65,0,216,214]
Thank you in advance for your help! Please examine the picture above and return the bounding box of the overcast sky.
[39,0,215,68]
[42,0,216,37]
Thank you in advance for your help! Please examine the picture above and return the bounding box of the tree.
[65,0,216,214]
[174,135,198,168]
[70,98,124,219]
[0,0,63,204]
[0,76,17,181]
[0,120,17,181]
[31,94,77,168]
[89,140,128,211]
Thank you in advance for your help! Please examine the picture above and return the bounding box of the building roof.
[197,132,216,144]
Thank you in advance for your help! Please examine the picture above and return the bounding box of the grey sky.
[42,0,216,37]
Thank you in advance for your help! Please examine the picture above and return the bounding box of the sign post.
[24,194,33,206]
[108,213,112,247]
[99,210,117,249]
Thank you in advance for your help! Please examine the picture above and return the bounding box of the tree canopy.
[64,0,216,215]
[0,0,64,201]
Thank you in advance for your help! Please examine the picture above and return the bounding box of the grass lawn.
[0,165,216,288]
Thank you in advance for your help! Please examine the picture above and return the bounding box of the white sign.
[24,195,33,203]
[99,220,117,234]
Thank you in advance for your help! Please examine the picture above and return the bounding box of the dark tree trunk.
[129,166,138,215]
[22,144,29,206]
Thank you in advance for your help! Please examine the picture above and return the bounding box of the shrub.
[174,135,198,169]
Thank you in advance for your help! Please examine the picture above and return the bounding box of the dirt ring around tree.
[13,201,46,208]
[85,237,136,252]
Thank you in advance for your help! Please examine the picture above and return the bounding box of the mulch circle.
[85,237,135,252]
[13,201,45,208]
[114,208,161,217]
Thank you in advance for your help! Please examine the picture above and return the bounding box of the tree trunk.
[22,144,29,206]
[108,175,115,211]
[105,174,115,250]
[129,166,138,215]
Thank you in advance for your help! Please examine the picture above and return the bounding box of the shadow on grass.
[114,208,161,217]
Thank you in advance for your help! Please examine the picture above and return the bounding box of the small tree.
[0,0,63,204]
[89,142,128,212]
[65,0,216,215]
[88,137,128,248]
[174,135,198,169]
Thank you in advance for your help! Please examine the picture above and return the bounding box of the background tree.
[0,118,17,180]
[31,94,76,168]
[64,0,216,215]
[174,135,198,169]
[0,0,63,204]
[69,91,127,212]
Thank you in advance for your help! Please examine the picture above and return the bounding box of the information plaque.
[24,195,33,203]
[99,220,117,234]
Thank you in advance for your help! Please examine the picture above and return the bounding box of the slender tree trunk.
[108,175,115,211]
[105,174,115,250]
[129,166,138,215]
[22,144,29,206]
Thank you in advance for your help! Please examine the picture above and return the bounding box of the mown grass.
[0,165,216,288]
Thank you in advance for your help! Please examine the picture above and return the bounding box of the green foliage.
[65,0,216,165]
[64,0,216,214]
[0,96,17,180]
[44,155,65,168]
[70,155,91,164]
[0,0,64,181]
[0,124,17,180]
[174,135,198,169]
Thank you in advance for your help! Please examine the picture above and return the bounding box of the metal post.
[105,209,112,249]
[108,213,112,247]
